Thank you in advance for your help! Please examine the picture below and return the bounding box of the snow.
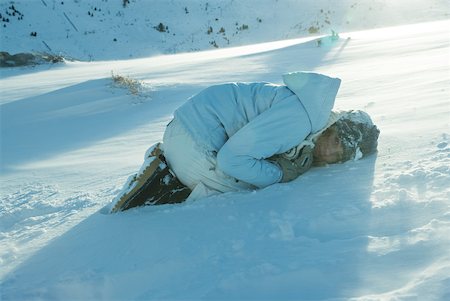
[1,1,450,300]
[1,0,448,61]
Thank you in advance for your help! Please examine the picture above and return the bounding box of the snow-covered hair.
[333,110,380,161]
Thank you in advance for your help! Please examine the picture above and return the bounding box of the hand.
[270,146,313,182]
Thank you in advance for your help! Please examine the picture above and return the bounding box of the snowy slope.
[1,0,448,60]
[1,2,450,301]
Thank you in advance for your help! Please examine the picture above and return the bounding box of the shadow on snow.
[0,78,197,172]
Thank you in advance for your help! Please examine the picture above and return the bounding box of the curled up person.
[109,71,380,212]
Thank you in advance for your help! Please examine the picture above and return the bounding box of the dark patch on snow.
[0,51,65,67]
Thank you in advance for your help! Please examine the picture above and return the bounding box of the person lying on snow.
[109,71,380,212]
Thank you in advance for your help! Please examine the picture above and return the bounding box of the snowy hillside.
[1,0,448,60]
[1,1,450,300]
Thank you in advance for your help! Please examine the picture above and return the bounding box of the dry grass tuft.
[111,71,149,97]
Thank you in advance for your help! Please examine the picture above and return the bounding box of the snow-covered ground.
[1,0,448,60]
[1,1,450,300]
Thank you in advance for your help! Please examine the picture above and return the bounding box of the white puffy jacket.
[173,71,341,188]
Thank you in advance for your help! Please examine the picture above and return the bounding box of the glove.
[270,146,313,182]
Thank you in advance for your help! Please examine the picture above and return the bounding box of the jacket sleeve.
[216,95,312,188]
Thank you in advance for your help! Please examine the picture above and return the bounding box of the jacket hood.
[282,71,341,133]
